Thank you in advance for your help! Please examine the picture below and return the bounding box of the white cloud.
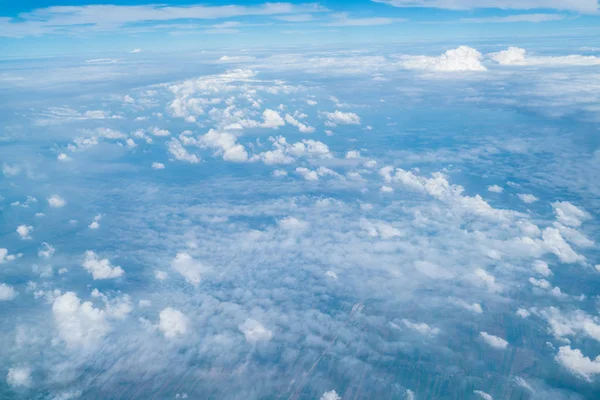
[516,308,531,318]
[518,193,539,203]
[296,167,319,181]
[398,46,487,72]
[324,12,406,26]
[320,390,341,400]
[82,251,125,280]
[487,184,503,193]
[474,390,493,400]
[490,47,600,66]
[171,252,206,286]
[155,270,168,281]
[128,48,142,53]
[0,283,18,301]
[480,331,508,349]
[150,127,171,137]
[38,242,55,259]
[322,110,361,127]
[152,162,166,170]
[167,139,201,163]
[541,227,584,263]
[551,201,590,227]
[284,114,315,133]
[199,129,248,162]
[88,214,102,229]
[48,195,66,208]
[415,260,455,280]
[2,163,21,176]
[96,127,127,139]
[462,14,565,23]
[253,136,331,165]
[240,109,286,129]
[6,367,31,387]
[0,249,17,264]
[372,0,598,13]
[402,319,440,336]
[556,346,600,381]
[52,292,111,348]
[346,150,361,159]
[57,153,71,162]
[158,307,190,339]
[532,260,552,277]
[239,318,273,343]
[16,225,33,240]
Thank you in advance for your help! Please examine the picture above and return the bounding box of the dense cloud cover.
[1,42,599,399]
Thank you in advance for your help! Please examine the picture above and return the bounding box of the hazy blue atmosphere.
[1,1,600,399]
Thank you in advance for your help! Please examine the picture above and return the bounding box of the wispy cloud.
[460,13,566,23]
[373,0,598,13]
[324,12,406,27]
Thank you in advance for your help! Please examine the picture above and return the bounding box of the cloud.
[461,13,565,23]
[171,252,207,286]
[372,0,598,13]
[0,3,328,37]
[322,110,361,127]
[490,47,600,66]
[402,319,440,336]
[295,167,319,181]
[6,366,31,387]
[82,251,125,280]
[398,46,487,72]
[488,184,503,193]
[48,195,66,208]
[199,129,249,162]
[284,114,315,133]
[551,201,590,227]
[2,163,21,176]
[0,249,17,264]
[480,331,508,349]
[128,48,142,53]
[0,283,18,301]
[38,242,56,259]
[89,214,102,229]
[555,346,600,381]
[240,109,286,129]
[167,139,201,163]
[159,307,190,339]
[16,225,33,240]
[52,292,111,348]
[253,136,331,165]
[324,12,406,26]
[152,162,166,170]
[518,193,539,203]
[239,318,273,343]
[320,390,341,400]
[473,390,493,400]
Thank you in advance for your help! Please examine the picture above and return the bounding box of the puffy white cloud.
[472,268,502,292]
[253,136,331,165]
[16,224,33,240]
[491,47,600,66]
[284,113,315,133]
[96,127,127,139]
[48,195,66,208]
[361,219,403,239]
[518,193,538,203]
[152,162,165,170]
[199,129,248,162]
[6,366,31,387]
[239,109,286,129]
[295,167,319,181]
[346,150,361,159]
[2,163,21,176]
[150,127,171,137]
[537,307,600,343]
[373,0,598,13]
[82,251,124,280]
[480,331,508,349]
[167,139,201,163]
[551,201,590,227]
[398,46,487,72]
[320,390,341,400]
[532,260,552,276]
[278,216,309,231]
[474,390,493,400]
[555,346,600,381]
[155,270,168,281]
[414,260,455,280]
[57,153,71,162]
[516,308,531,318]
[88,214,102,230]
[541,227,584,264]
[0,248,17,264]
[38,242,55,259]
[159,307,190,339]
[322,110,361,127]
[239,318,273,343]
[171,252,206,286]
[0,283,18,301]
[52,292,111,348]
[402,319,440,336]
[453,299,483,314]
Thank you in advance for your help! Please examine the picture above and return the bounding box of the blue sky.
[1,0,600,56]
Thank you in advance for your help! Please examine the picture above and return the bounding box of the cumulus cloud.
[52,292,111,348]
[0,283,18,301]
[171,252,206,286]
[0,249,17,264]
[284,113,315,133]
[518,193,539,203]
[239,318,273,343]
[402,319,440,336]
[556,346,600,381]
[487,184,503,193]
[253,136,331,165]
[16,225,33,240]
[398,46,487,72]
[167,139,201,163]
[474,390,493,400]
[48,195,66,208]
[490,47,600,66]
[38,242,55,259]
[6,366,31,387]
[320,390,341,400]
[322,110,361,127]
[152,162,166,170]
[295,167,319,181]
[82,251,125,280]
[551,201,590,227]
[199,129,248,162]
[480,331,508,349]
[159,307,190,339]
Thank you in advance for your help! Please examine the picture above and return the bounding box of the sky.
[1,1,600,400]
[1,0,600,57]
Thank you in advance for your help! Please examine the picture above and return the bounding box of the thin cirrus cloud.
[324,12,407,26]
[373,0,598,13]
[0,2,328,37]
[460,13,566,23]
